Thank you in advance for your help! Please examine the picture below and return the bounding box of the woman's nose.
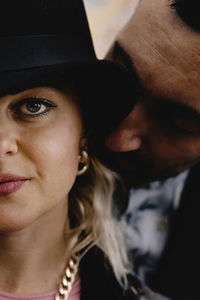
[0,126,18,160]
[105,108,143,152]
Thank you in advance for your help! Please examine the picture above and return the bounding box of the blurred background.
[84,0,139,59]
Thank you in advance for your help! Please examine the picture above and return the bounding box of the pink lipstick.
[0,174,27,195]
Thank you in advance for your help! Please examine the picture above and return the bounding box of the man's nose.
[105,109,143,152]
[0,124,18,160]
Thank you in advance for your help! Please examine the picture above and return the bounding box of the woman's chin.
[0,218,32,234]
[0,208,40,234]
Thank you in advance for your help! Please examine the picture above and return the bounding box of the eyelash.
[159,113,197,136]
[12,97,57,119]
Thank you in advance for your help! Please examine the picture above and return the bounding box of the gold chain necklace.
[55,254,79,300]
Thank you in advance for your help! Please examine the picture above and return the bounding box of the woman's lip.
[0,174,28,195]
[0,173,27,183]
[0,180,27,195]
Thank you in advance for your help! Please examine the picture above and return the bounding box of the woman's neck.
[0,201,70,295]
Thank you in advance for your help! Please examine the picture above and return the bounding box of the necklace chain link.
[55,254,79,300]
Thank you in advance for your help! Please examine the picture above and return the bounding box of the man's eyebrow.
[112,42,200,122]
[112,41,142,92]
[156,98,200,121]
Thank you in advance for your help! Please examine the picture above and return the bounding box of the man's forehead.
[119,0,200,39]
[115,0,200,107]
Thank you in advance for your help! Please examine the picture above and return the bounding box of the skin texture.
[0,87,82,293]
[106,0,200,186]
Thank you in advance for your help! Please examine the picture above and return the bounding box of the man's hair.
[170,0,200,31]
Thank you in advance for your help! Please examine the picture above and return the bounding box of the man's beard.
[101,148,197,188]
[101,149,157,187]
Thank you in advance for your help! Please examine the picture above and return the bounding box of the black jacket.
[80,247,143,300]
[146,163,200,300]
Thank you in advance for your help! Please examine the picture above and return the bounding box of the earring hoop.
[77,149,89,176]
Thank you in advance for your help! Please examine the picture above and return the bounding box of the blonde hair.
[68,155,131,288]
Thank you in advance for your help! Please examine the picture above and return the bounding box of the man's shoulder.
[182,162,200,195]
[146,163,200,299]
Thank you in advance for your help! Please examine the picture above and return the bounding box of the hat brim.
[0,60,135,133]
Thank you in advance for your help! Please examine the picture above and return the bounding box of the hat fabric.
[0,0,135,132]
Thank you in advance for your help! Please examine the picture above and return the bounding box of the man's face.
[105,0,200,186]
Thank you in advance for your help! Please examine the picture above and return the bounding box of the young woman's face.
[0,86,82,232]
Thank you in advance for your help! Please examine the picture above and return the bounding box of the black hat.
[0,0,134,132]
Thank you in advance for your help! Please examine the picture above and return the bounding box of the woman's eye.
[13,98,57,118]
[22,101,47,114]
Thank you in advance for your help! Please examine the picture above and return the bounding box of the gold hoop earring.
[77,149,89,176]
